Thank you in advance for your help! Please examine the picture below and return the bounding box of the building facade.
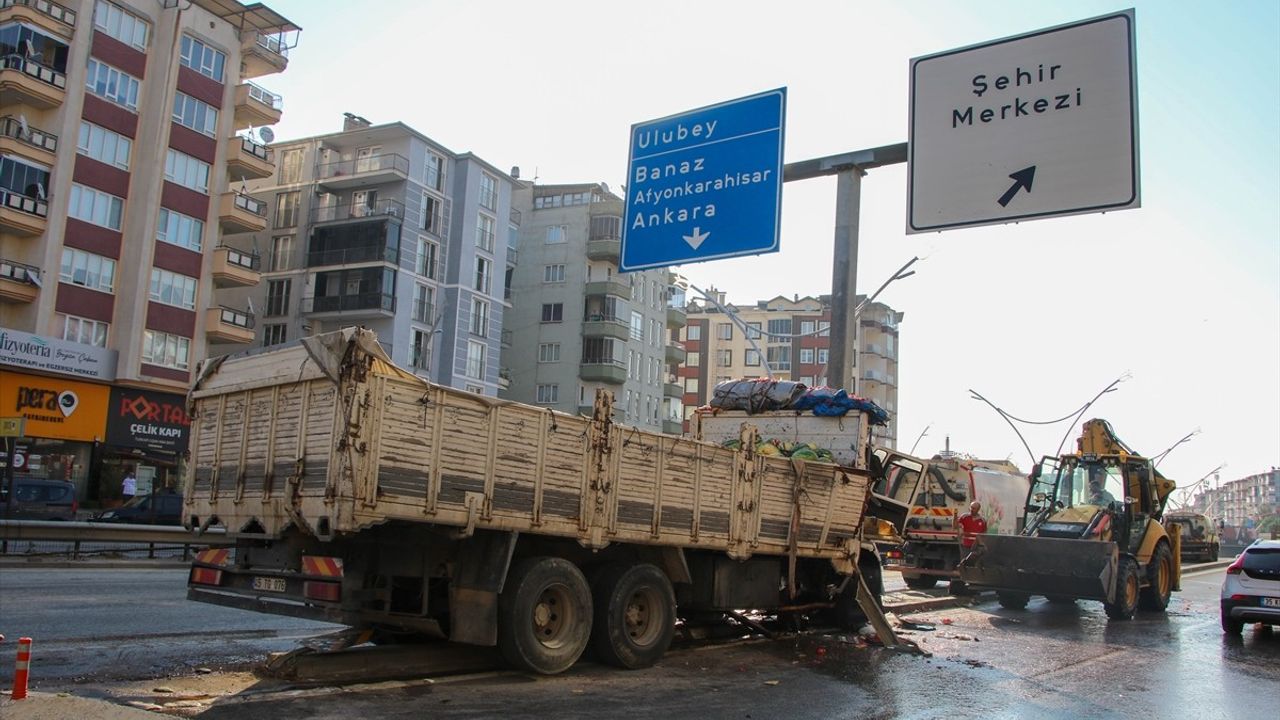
[679,292,902,447]
[0,0,296,504]
[1194,468,1280,528]
[212,116,516,397]
[503,182,685,433]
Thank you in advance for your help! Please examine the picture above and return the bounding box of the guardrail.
[0,519,231,560]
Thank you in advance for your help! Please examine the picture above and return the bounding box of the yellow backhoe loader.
[958,419,1180,619]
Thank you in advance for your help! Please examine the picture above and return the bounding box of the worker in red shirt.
[956,501,988,549]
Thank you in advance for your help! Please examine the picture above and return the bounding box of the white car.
[1220,539,1280,634]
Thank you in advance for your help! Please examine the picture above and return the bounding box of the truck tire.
[1210,543,1220,562]
[997,591,1029,610]
[1138,543,1174,612]
[497,556,592,675]
[589,563,675,669]
[903,574,938,591]
[1104,556,1140,620]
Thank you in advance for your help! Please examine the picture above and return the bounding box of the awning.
[188,0,301,34]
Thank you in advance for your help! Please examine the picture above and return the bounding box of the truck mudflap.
[957,534,1118,602]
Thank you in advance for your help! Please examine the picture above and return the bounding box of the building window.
[767,318,792,338]
[744,349,760,367]
[415,237,438,279]
[471,298,489,336]
[685,325,701,341]
[479,173,497,210]
[818,321,830,337]
[164,149,210,193]
[631,311,644,341]
[155,208,203,252]
[68,184,123,230]
[476,213,495,252]
[85,59,139,110]
[142,330,190,370]
[425,152,445,192]
[686,351,700,367]
[474,257,492,294]
[179,34,225,81]
[541,303,563,323]
[716,350,732,367]
[94,0,149,50]
[466,340,486,380]
[546,225,566,244]
[800,375,815,386]
[422,193,444,235]
[766,346,791,371]
[149,268,197,310]
[278,148,304,184]
[817,348,829,365]
[536,384,559,404]
[413,283,434,323]
[268,235,292,271]
[800,320,816,336]
[275,191,299,228]
[800,348,815,365]
[265,279,290,317]
[685,377,699,394]
[59,314,108,348]
[411,329,431,370]
[745,321,762,340]
[716,322,733,340]
[77,121,131,169]
[543,264,565,283]
[263,323,287,347]
[538,343,560,363]
[172,91,218,136]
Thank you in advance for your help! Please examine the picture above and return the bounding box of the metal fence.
[0,520,228,560]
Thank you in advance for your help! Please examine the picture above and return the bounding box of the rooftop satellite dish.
[258,127,275,144]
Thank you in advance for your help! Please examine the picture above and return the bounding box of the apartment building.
[211,115,516,396]
[0,0,295,503]
[503,182,685,433]
[1194,468,1280,527]
[679,292,903,447]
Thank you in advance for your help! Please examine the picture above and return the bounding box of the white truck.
[182,330,892,675]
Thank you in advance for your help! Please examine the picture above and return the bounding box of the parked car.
[0,478,78,521]
[1221,539,1280,634]
[91,492,183,526]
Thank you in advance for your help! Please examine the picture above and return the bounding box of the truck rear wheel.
[497,556,592,675]
[590,563,675,669]
[903,574,938,591]
[1104,556,1140,620]
[1138,543,1174,612]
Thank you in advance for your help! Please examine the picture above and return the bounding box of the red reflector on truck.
[301,556,344,578]
[190,567,223,586]
[195,548,230,566]
[303,581,341,602]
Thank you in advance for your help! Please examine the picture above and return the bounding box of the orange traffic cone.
[11,636,31,700]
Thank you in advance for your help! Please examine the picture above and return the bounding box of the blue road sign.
[620,88,786,272]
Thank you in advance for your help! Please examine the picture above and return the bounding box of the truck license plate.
[252,576,287,593]
[1262,597,1280,608]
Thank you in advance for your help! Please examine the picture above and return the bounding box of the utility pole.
[782,142,907,390]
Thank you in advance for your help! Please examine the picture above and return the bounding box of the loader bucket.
[957,535,1118,602]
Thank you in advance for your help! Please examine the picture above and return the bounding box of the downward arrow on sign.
[683,227,709,250]
[997,166,1037,207]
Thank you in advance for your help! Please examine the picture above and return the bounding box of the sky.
[257,0,1279,500]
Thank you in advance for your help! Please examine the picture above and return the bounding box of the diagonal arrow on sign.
[996,166,1037,207]
[683,227,710,250]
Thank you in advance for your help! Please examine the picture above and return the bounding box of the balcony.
[584,278,630,299]
[662,420,684,436]
[0,55,67,109]
[239,30,289,79]
[0,188,48,236]
[306,244,397,268]
[233,81,282,129]
[589,199,624,217]
[0,258,40,303]
[211,245,261,288]
[582,316,630,341]
[505,247,518,265]
[498,367,511,391]
[315,153,409,191]
[664,342,686,365]
[665,305,687,329]
[579,359,627,385]
[311,198,404,226]
[501,328,512,347]
[663,382,683,399]
[302,292,396,318]
[219,191,268,233]
[1,0,77,38]
[205,306,255,344]
[586,237,620,262]
[225,135,274,180]
[0,115,57,166]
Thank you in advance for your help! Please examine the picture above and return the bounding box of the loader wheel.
[590,563,676,669]
[1138,543,1174,612]
[498,556,592,675]
[1104,556,1140,620]
[903,574,938,591]
[997,591,1029,610]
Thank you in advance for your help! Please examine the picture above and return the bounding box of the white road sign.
[907,10,1140,233]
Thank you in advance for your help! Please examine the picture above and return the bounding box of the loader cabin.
[1026,456,1160,544]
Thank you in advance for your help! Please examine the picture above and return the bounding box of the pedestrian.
[956,500,988,550]
[121,468,137,503]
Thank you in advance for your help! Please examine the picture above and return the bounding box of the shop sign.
[0,371,110,442]
[105,387,191,454]
[0,327,118,381]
